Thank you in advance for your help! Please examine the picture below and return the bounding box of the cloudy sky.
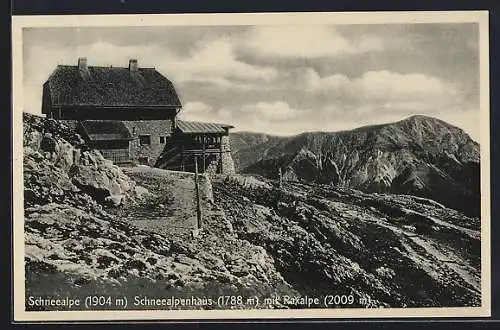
[23,23,481,140]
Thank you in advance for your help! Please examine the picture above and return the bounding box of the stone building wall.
[220,135,235,174]
[203,135,235,178]
[52,119,233,173]
[59,119,173,166]
[204,159,219,178]
[122,120,173,166]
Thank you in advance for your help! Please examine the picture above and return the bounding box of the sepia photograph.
[12,11,490,321]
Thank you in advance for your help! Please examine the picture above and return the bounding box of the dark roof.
[177,121,234,134]
[45,65,182,108]
[79,120,133,141]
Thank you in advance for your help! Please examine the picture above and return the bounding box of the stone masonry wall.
[122,120,173,166]
[202,135,235,179]
[60,119,172,167]
[221,135,235,174]
[50,119,231,173]
[205,158,219,177]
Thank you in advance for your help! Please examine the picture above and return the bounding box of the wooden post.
[194,155,202,230]
[218,136,223,174]
[279,167,283,188]
[181,145,185,171]
[202,135,206,173]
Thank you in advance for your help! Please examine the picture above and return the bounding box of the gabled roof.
[45,65,182,108]
[177,121,234,134]
[79,120,133,141]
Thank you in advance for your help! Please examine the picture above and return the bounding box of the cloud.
[357,71,455,99]
[179,101,219,123]
[302,69,353,95]
[226,106,347,136]
[79,39,277,83]
[240,101,302,121]
[192,100,481,140]
[22,37,278,113]
[180,101,213,116]
[22,25,479,140]
[242,26,383,58]
[303,69,457,99]
[165,38,278,83]
[178,101,312,135]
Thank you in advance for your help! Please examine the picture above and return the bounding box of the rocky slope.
[212,174,481,308]
[231,115,480,217]
[23,113,149,207]
[24,114,296,311]
[23,113,481,311]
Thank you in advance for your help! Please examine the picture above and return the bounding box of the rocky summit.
[23,113,481,310]
[231,115,480,217]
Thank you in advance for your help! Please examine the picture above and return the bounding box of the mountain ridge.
[232,115,477,141]
[230,115,480,217]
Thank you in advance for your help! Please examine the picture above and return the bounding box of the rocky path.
[24,167,298,310]
[113,167,211,235]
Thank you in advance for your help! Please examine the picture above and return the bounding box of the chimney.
[78,57,88,71]
[129,59,138,72]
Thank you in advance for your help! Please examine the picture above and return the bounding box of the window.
[139,135,151,146]
[159,136,166,144]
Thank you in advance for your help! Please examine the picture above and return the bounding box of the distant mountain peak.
[231,115,480,217]
[397,114,467,132]
[403,114,439,121]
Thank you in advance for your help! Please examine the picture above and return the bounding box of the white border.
[12,11,491,321]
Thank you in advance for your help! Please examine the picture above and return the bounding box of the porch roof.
[177,121,234,134]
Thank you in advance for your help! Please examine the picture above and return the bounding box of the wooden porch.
[157,134,227,173]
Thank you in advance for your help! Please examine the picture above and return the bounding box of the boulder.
[105,194,125,207]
